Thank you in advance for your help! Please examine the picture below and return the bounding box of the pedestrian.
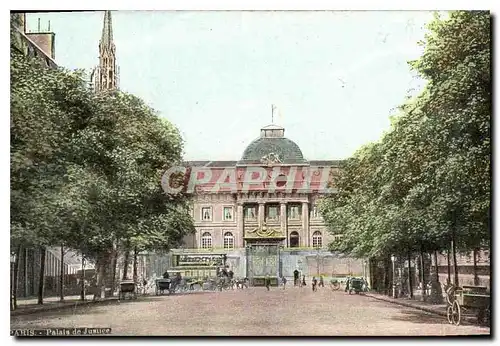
[302,275,306,287]
[142,276,148,294]
[265,275,271,291]
[319,275,324,288]
[345,277,350,292]
[312,277,318,292]
[281,276,287,290]
[293,269,299,287]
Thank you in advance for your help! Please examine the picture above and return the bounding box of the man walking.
[293,269,299,287]
[312,277,318,292]
[281,276,287,290]
[265,275,271,291]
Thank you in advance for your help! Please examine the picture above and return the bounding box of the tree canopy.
[11,47,195,262]
[319,11,491,259]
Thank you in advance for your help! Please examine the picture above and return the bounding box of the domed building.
[171,124,366,286]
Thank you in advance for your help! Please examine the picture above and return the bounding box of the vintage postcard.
[9,8,491,337]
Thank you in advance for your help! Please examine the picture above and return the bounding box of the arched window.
[223,232,234,249]
[289,231,299,248]
[201,232,212,249]
[312,231,322,248]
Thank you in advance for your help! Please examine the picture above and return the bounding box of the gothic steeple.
[93,10,119,92]
[100,10,114,48]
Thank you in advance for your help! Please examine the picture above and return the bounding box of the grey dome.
[238,125,307,165]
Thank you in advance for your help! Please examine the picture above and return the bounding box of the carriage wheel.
[446,306,454,324]
[451,300,461,326]
[445,286,456,306]
[331,282,340,291]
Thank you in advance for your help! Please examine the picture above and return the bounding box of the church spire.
[93,10,118,92]
[100,10,114,48]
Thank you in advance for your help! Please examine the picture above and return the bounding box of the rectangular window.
[223,207,233,221]
[244,206,257,220]
[201,207,212,221]
[289,205,301,220]
[267,205,279,220]
[312,206,321,219]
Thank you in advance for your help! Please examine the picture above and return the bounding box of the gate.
[246,243,280,286]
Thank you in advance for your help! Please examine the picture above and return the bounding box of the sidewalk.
[11,295,118,317]
[364,291,448,317]
[364,291,486,326]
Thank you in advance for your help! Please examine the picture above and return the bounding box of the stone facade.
[168,124,364,282]
[181,124,341,252]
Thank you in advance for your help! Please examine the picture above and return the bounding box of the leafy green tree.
[11,47,195,303]
[320,11,490,293]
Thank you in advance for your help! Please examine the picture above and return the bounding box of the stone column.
[280,202,288,246]
[237,203,244,247]
[258,203,265,228]
[302,202,309,247]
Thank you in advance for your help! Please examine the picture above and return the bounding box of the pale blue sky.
[26,11,432,161]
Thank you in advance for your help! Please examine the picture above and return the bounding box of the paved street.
[11,286,490,336]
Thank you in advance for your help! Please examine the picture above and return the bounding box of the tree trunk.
[473,248,479,286]
[95,253,109,300]
[451,238,459,287]
[122,250,130,280]
[446,249,451,285]
[133,247,138,283]
[420,249,426,300]
[434,251,439,283]
[80,255,86,301]
[110,251,117,292]
[59,245,65,301]
[12,244,22,310]
[383,257,391,295]
[111,242,118,294]
[407,252,413,299]
[37,246,46,305]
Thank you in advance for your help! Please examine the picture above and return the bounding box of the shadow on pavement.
[391,309,447,325]
[11,300,119,321]
[391,308,488,328]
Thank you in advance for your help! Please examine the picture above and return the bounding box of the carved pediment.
[245,224,285,239]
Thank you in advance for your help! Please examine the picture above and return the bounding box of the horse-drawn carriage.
[155,271,205,295]
[155,278,173,295]
[119,279,138,300]
[347,277,368,295]
[446,285,490,326]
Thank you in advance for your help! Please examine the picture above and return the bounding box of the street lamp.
[391,255,396,298]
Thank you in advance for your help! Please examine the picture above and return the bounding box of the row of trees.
[319,11,490,294]
[11,37,194,308]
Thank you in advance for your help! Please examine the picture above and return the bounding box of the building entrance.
[244,225,285,286]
